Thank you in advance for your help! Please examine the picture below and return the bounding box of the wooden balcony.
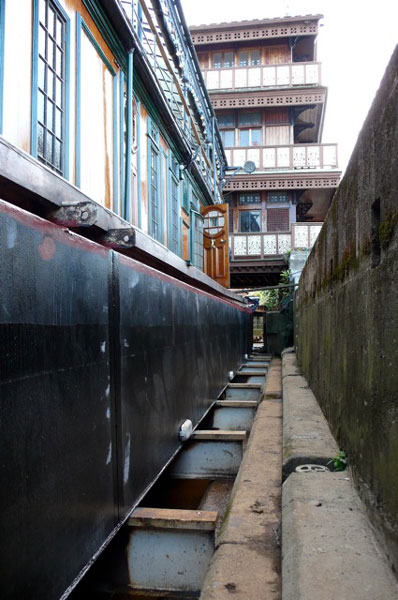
[230,223,323,259]
[224,144,338,171]
[203,62,321,91]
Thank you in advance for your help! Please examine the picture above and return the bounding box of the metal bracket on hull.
[102,227,136,248]
[48,201,98,227]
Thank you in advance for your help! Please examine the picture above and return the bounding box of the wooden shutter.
[267,208,290,232]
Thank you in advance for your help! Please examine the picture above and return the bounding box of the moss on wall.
[296,45,398,573]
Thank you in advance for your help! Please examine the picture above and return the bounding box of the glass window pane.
[39,25,46,58]
[240,211,261,233]
[56,17,63,44]
[47,99,54,131]
[251,128,262,146]
[55,76,62,105]
[224,52,234,68]
[239,51,249,67]
[223,130,235,147]
[38,124,45,158]
[39,0,46,25]
[47,37,55,66]
[54,139,62,171]
[218,113,235,128]
[239,194,261,205]
[47,68,54,98]
[239,112,262,126]
[213,53,222,68]
[240,130,250,147]
[55,47,62,75]
[38,58,46,90]
[37,90,45,123]
[251,49,260,66]
[55,108,62,138]
[46,131,53,163]
[48,7,55,37]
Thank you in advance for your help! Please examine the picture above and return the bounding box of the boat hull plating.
[0,200,251,600]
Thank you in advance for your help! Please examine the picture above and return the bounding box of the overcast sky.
[182,0,398,174]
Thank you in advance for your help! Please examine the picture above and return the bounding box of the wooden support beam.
[128,507,218,531]
[192,430,247,441]
[216,400,258,408]
[228,383,263,389]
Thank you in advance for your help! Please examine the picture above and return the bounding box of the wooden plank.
[228,383,263,389]
[192,430,247,441]
[128,507,218,531]
[238,370,267,376]
[216,400,258,408]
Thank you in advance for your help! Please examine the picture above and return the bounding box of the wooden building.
[0,0,226,273]
[191,15,341,287]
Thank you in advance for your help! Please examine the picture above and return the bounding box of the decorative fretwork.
[234,236,247,255]
[263,235,277,255]
[224,175,340,191]
[278,234,291,254]
[191,21,319,46]
[211,89,325,109]
[294,225,309,248]
[247,235,261,255]
[293,147,306,168]
[310,225,322,246]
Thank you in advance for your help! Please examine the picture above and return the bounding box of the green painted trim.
[30,0,39,157]
[80,19,116,75]
[136,96,141,229]
[0,0,5,134]
[82,0,127,71]
[119,69,125,216]
[124,51,133,221]
[113,75,119,213]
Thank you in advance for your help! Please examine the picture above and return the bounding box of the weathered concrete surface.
[282,473,398,600]
[282,352,339,477]
[263,357,282,399]
[200,359,282,600]
[296,46,398,570]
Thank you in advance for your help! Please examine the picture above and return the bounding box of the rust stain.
[38,236,56,260]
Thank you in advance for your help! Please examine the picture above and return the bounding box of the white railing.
[224,144,338,171]
[230,223,323,259]
[230,232,291,258]
[291,223,323,249]
[203,62,321,90]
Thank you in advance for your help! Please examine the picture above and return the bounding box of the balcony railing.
[203,62,321,91]
[230,223,323,259]
[291,223,323,249]
[224,144,338,171]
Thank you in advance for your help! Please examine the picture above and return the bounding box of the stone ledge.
[200,358,282,600]
[282,472,398,600]
[282,352,338,477]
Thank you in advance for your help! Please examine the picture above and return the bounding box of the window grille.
[37,0,66,174]
[267,208,290,232]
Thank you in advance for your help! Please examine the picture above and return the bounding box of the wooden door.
[201,204,230,288]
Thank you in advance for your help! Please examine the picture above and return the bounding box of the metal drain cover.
[295,464,330,473]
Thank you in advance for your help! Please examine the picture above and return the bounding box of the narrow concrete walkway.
[200,358,282,600]
[281,349,398,600]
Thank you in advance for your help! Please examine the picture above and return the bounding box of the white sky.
[182,0,398,174]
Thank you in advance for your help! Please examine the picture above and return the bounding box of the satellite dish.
[243,160,256,174]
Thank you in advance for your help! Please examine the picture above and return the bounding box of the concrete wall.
[296,46,398,571]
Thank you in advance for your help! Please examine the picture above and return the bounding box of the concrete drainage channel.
[69,353,281,600]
